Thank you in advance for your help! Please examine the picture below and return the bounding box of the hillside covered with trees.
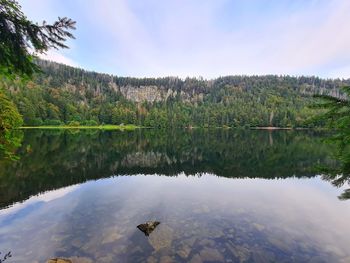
[2,59,349,128]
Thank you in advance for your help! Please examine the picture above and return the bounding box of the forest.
[2,59,349,128]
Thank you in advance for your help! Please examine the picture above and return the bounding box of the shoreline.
[250,127,327,131]
[20,125,140,130]
[250,127,293,130]
[18,125,323,131]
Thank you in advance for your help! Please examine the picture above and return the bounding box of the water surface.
[0,130,349,263]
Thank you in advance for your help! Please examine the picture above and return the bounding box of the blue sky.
[19,0,350,78]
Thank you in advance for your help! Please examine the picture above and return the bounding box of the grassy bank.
[20,125,139,130]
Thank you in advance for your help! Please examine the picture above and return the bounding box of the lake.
[0,129,349,263]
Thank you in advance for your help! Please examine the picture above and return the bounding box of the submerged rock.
[189,254,203,263]
[177,245,192,259]
[226,244,251,262]
[47,257,93,263]
[69,257,93,263]
[148,225,174,251]
[159,255,175,263]
[199,247,224,262]
[96,253,115,263]
[183,237,197,247]
[252,223,265,232]
[146,256,157,263]
[47,259,72,263]
[137,221,160,236]
[102,230,123,244]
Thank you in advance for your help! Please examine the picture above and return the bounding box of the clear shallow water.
[0,130,349,263]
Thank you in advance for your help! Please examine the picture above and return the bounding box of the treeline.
[2,59,349,127]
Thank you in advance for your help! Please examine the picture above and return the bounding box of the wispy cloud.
[37,50,79,67]
[0,184,79,216]
[19,0,350,78]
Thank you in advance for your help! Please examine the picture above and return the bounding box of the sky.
[18,0,350,79]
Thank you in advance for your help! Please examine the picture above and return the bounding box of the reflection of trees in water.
[0,131,23,161]
[0,129,337,207]
[311,86,350,199]
[0,251,12,262]
[319,135,350,200]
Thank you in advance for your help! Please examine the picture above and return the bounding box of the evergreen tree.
[0,0,76,78]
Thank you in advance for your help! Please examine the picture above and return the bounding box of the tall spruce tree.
[0,0,76,78]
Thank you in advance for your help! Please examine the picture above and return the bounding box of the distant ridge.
[2,59,349,128]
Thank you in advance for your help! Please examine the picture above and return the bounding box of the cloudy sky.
[19,0,350,78]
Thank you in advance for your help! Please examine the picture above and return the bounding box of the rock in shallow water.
[137,221,160,236]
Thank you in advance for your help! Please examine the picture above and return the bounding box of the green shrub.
[0,90,23,131]
[44,119,63,126]
[67,121,80,126]
[81,120,98,126]
[28,118,43,126]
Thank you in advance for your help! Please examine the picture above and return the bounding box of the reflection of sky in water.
[0,184,79,217]
[0,174,350,262]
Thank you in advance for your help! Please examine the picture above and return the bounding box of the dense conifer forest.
[2,59,349,128]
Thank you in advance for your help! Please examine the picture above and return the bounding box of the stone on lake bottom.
[177,245,192,259]
[146,256,157,263]
[159,255,175,263]
[199,247,224,262]
[102,230,123,244]
[189,254,203,263]
[252,223,265,231]
[47,257,93,263]
[226,243,251,262]
[47,259,72,263]
[148,225,174,251]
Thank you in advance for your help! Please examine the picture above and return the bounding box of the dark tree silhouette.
[312,86,350,200]
[0,0,76,78]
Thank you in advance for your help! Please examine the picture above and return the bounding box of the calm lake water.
[0,129,349,263]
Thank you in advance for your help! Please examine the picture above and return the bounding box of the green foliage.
[312,86,350,130]
[0,1,74,160]
[67,120,80,126]
[81,120,98,126]
[0,89,22,131]
[0,84,23,160]
[311,86,350,200]
[0,129,23,160]
[20,125,138,130]
[3,60,349,128]
[43,119,63,126]
[0,0,75,78]
[318,137,350,200]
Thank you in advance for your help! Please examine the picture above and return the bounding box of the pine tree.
[0,0,76,78]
